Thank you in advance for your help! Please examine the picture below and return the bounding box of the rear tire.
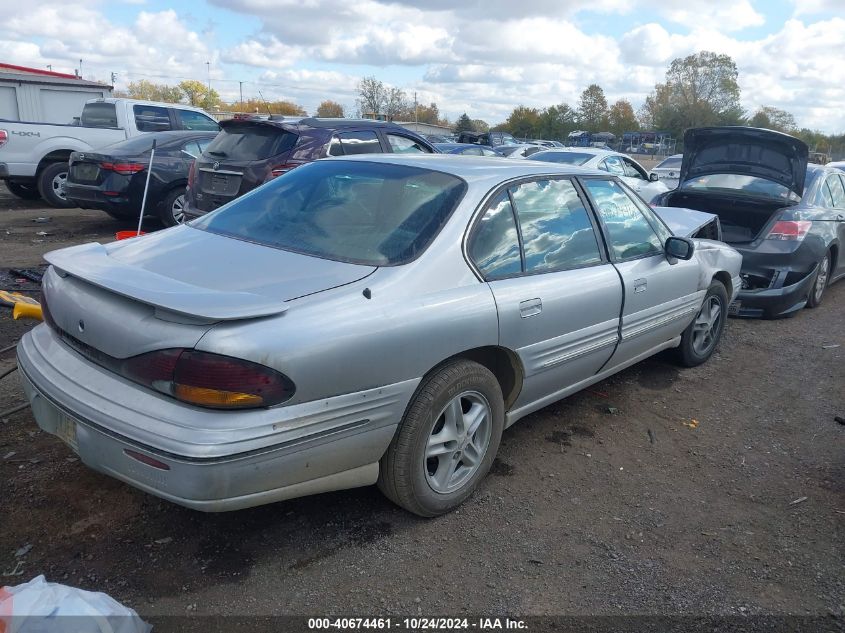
[378,359,504,517]
[158,187,187,227]
[806,251,830,309]
[675,280,728,368]
[5,182,41,200]
[37,162,75,208]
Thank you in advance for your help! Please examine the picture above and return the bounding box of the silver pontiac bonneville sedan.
[18,155,742,516]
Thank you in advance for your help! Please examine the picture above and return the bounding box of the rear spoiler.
[44,242,288,321]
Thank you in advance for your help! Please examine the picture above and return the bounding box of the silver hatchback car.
[18,155,741,516]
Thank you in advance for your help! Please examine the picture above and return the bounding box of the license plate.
[73,163,99,181]
[728,301,741,316]
[211,174,229,192]
[57,412,79,452]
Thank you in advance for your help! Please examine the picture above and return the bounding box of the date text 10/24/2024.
[308,618,528,630]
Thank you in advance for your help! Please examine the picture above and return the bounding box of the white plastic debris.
[0,575,151,633]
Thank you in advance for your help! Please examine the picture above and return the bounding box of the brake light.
[121,349,295,409]
[187,160,196,188]
[100,162,145,175]
[766,220,811,241]
[0,130,7,148]
[267,162,300,181]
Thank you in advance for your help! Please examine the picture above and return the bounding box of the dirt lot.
[0,185,843,628]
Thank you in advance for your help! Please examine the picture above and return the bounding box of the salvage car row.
[5,100,844,518]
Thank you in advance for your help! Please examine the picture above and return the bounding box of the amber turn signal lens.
[173,384,264,408]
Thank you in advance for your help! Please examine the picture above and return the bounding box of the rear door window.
[176,109,220,131]
[204,124,297,160]
[827,174,845,207]
[468,192,522,279]
[133,105,172,132]
[509,178,603,272]
[600,156,626,177]
[335,130,383,155]
[386,134,431,154]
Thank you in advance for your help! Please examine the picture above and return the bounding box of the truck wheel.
[6,182,41,200]
[159,188,187,227]
[378,359,504,517]
[37,162,75,208]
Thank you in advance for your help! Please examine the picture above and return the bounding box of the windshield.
[655,156,682,169]
[530,151,593,166]
[192,160,467,266]
[681,174,799,202]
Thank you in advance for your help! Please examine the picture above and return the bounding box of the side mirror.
[665,236,695,261]
[649,172,659,182]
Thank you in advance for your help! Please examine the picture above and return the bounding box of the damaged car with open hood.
[17,155,741,517]
[654,127,845,318]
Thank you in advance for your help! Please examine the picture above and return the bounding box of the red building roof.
[0,62,79,80]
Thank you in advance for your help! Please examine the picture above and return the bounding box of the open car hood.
[681,127,809,197]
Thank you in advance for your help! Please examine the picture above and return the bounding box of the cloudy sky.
[3,0,844,132]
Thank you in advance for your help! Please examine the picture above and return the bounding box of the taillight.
[266,162,300,181]
[766,220,811,241]
[100,162,145,175]
[0,130,7,148]
[187,160,196,188]
[121,349,295,409]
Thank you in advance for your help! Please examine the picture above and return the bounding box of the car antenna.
[257,89,272,115]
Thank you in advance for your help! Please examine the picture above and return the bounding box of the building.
[393,121,453,137]
[0,63,112,124]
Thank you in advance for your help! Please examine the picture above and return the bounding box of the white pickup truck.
[0,98,219,207]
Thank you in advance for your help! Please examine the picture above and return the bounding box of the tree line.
[114,52,844,155]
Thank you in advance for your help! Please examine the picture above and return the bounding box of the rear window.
[204,124,298,161]
[530,151,593,166]
[80,102,118,128]
[681,174,798,202]
[192,160,467,266]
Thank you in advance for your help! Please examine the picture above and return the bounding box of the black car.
[456,131,517,147]
[66,131,217,226]
[183,118,436,219]
[655,127,845,318]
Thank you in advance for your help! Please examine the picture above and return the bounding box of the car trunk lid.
[43,226,377,322]
[681,127,809,198]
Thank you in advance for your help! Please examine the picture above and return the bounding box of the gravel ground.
[0,184,843,629]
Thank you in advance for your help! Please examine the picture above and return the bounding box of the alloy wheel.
[425,391,492,494]
[814,255,829,303]
[692,295,722,356]
[172,194,185,224]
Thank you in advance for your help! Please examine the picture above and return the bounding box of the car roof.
[88,98,212,114]
[323,153,606,186]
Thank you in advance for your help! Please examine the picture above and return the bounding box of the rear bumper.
[728,243,821,318]
[17,325,415,511]
[65,183,137,214]
[182,196,208,220]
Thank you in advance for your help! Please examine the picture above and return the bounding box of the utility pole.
[79,59,83,77]
[47,64,52,71]
[239,81,244,107]
[414,91,418,124]
[110,72,117,86]
[206,61,211,93]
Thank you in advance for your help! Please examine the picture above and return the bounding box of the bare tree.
[356,76,386,117]
[384,86,408,121]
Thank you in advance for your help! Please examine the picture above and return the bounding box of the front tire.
[6,181,41,200]
[806,251,830,309]
[37,162,75,208]
[378,359,504,517]
[675,280,728,367]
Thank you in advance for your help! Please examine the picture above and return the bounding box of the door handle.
[519,298,542,318]
[633,279,647,293]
